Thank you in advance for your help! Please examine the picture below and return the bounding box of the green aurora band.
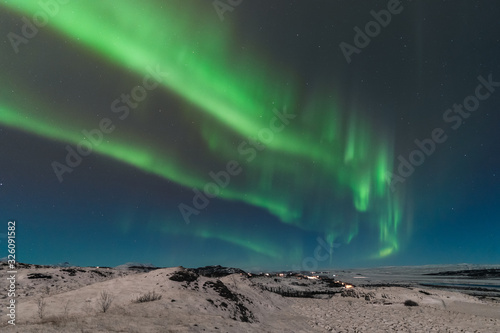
[1,1,405,261]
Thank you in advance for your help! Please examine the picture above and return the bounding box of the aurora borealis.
[1,1,499,270]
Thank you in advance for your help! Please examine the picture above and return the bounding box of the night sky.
[0,0,499,271]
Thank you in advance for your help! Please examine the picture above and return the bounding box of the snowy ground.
[1,262,499,332]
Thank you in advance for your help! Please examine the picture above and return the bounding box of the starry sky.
[0,0,498,271]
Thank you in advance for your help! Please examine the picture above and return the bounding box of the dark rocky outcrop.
[203,280,255,323]
[192,265,246,278]
[169,269,199,283]
[27,273,52,279]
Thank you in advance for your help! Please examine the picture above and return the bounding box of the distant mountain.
[115,262,159,271]
[52,261,72,267]
[424,268,500,279]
